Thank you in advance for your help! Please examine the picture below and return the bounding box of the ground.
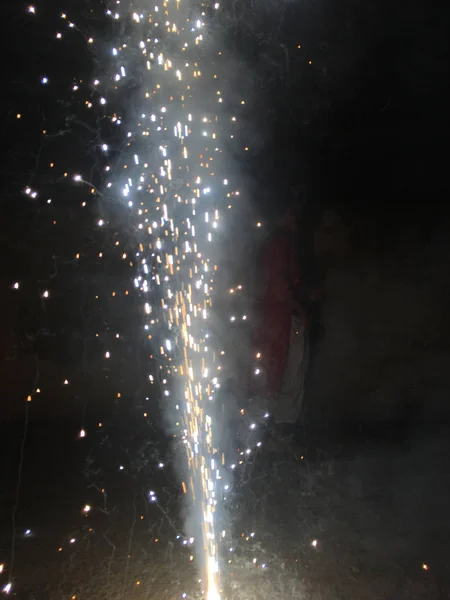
[1,413,448,600]
[230,423,450,600]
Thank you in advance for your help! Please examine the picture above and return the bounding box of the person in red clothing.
[249,201,309,434]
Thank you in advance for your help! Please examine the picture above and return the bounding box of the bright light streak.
[103,1,233,596]
[2,583,12,594]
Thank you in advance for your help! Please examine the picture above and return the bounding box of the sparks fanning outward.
[103,2,231,597]
[10,2,264,598]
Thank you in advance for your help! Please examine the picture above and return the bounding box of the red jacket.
[251,228,301,397]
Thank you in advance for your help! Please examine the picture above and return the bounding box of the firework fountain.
[6,2,265,598]
[102,1,245,597]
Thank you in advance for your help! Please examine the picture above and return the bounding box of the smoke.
[92,2,271,595]
[308,216,450,431]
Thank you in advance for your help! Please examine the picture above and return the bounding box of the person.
[249,200,312,438]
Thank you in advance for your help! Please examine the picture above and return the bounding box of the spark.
[19,1,271,596]
[101,1,242,595]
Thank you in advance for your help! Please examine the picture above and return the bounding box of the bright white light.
[94,2,249,595]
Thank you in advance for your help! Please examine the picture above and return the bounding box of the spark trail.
[103,1,234,597]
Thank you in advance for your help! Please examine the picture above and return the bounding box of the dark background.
[0,0,449,598]
[2,1,448,424]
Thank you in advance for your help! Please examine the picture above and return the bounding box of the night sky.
[0,1,449,598]
[2,0,448,264]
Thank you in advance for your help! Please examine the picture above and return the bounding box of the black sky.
[2,0,448,222]
[265,0,448,231]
